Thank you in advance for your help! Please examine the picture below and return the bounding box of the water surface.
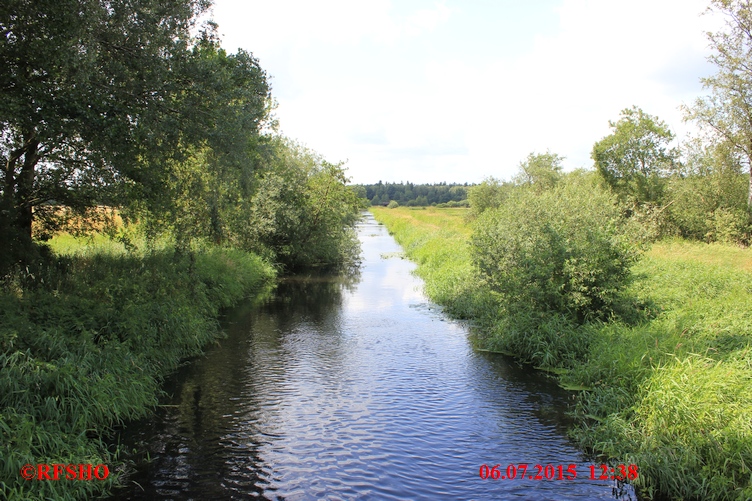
[112,213,635,500]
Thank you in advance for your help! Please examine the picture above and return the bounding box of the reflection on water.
[111,213,636,500]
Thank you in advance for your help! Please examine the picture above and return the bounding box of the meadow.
[372,206,752,501]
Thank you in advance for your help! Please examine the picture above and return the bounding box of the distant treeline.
[354,182,471,207]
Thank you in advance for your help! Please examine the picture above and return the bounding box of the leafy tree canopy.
[684,0,752,207]
[357,182,469,207]
[513,151,564,190]
[592,106,678,204]
[0,0,274,269]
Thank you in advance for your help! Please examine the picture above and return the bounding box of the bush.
[236,138,362,271]
[387,200,399,209]
[705,206,750,245]
[664,173,750,243]
[445,199,469,208]
[471,174,640,323]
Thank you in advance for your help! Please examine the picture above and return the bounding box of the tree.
[592,106,679,204]
[664,138,750,242]
[0,0,212,268]
[513,151,564,190]
[237,138,361,271]
[467,177,511,216]
[684,0,752,207]
[143,39,272,248]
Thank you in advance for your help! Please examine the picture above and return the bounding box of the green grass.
[373,207,752,501]
[0,232,275,500]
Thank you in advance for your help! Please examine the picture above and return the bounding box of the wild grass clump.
[0,238,274,500]
[629,354,752,500]
[569,245,752,500]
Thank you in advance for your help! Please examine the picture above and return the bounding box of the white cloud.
[211,0,724,184]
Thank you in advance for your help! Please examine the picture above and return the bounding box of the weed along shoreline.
[371,206,752,501]
[0,240,277,500]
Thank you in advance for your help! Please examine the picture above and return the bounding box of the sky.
[208,0,724,184]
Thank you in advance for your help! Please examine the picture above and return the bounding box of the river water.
[111,213,635,500]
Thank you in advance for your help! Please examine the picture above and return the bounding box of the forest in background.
[353,181,470,207]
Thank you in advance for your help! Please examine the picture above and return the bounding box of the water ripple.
[111,214,636,500]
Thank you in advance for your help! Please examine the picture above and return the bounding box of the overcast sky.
[209,0,723,184]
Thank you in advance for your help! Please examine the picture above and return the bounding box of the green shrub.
[375,206,752,500]
[445,199,469,208]
[387,200,399,209]
[664,172,750,243]
[471,175,640,323]
[705,206,750,245]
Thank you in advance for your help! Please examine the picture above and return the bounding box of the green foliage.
[467,177,512,217]
[376,206,752,501]
[593,106,679,204]
[0,0,220,265]
[684,0,752,207]
[705,206,750,244]
[627,354,752,500]
[472,174,639,323]
[570,244,752,501]
[0,1,276,274]
[233,138,361,271]
[661,140,751,244]
[0,240,274,501]
[387,200,399,208]
[436,199,470,208]
[513,151,564,190]
[0,4,361,500]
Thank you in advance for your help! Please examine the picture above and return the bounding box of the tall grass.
[373,207,752,501]
[0,234,275,500]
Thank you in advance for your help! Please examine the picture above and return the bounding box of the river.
[110,213,636,500]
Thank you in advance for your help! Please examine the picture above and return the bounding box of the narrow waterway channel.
[111,213,636,500]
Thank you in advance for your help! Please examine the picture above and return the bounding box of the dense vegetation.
[372,4,752,499]
[354,181,470,207]
[374,203,751,501]
[0,1,360,499]
[0,239,275,500]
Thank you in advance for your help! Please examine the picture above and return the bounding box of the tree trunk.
[16,133,40,241]
[749,145,752,208]
[0,131,39,271]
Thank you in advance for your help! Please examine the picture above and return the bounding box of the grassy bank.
[0,236,275,500]
[372,207,752,501]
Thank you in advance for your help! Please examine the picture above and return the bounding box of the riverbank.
[0,236,275,500]
[372,206,752,501]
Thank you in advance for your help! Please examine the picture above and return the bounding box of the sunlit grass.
[1,234,275,500]
[373,207,752,501]
[648,237,752,273]
[47,232,129,256]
